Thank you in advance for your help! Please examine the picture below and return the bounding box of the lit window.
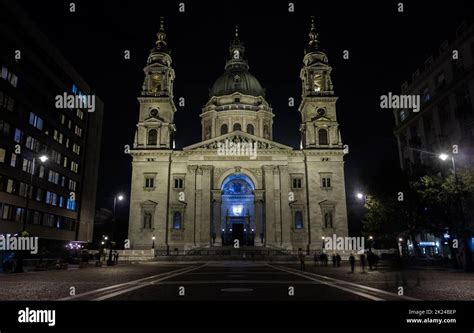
[1,65,18,87]
[29,112,44,130]
[173,212,182,230]
[66,198,76,211]
[70,161,78,173]
[10,153,17,167]
[294,211,303,230]
[74,125,82,137]
[22,158,33,174]
[14,128,23,143]
[0,148,5,163]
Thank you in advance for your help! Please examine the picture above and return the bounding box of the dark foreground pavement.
[0,260,448,301]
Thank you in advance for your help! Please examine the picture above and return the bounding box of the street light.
[439,153,471,271]
[152,236,155,249]
[356,192,365,200]
[14,154,48,273]
[107,194,125,266]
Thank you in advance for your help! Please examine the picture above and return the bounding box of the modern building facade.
[393,21,474,256]
[0,0,103,248]
[128,19,348,252]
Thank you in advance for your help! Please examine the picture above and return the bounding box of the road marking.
[151,280,321,285]
[269,264,419,301]
[60,264,206,301]
[220,288,253,292]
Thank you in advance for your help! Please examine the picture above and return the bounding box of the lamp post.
[439,153,472,271]
[22,155,48,232]
[152,236,155,249]
[369,236,373,251]
[107,194,124,266]
[14,155,48,273]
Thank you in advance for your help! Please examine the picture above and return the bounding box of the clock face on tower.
[313,73,322,92]
[150,108,159,117]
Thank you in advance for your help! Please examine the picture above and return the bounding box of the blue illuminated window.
[72,84,78,94]
[66,198,76,211]
[173,212,182,230]
[14,128,23,143]
[295,211,303,230]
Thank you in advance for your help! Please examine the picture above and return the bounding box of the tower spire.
[307,16,320,51]
[154,17,168,52]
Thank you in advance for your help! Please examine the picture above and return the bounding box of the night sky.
[17,0,474,235]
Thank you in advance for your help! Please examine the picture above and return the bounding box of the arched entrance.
[220,174,255,246]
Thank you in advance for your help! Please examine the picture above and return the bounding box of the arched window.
[148,129,158,145]
[220,124,228,135]
[318,129,328,145]
[246,124,254,135]
[295,211,303,230]
[173,212,182,230]
[233,123,241,131]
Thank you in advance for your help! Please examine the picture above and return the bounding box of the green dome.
[210,70,265,97]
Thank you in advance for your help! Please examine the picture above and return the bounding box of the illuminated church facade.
[128,18,348,252]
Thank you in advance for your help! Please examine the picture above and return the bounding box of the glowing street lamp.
[356,193,365,200]
[152,235,156,249]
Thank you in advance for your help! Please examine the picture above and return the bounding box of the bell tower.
[298,17,343,149]
[134,17,177,149]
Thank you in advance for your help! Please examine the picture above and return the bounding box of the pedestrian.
[313,252,319,266]
[332,253,337,267]
[336,253,341,267]
[349,253,355,273]
[367,251,374,270]
[360,253,366,273]
[298,248,305,271]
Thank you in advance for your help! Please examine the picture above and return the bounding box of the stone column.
[263,165,276,246]
[211,190,222,246]
[199,166,212,245]
[184,165,197,248]
[273,166,282,245]
[279,165,292,248]
[254,190,264,246]
[195,167,203,245]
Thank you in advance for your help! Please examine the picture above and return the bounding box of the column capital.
[187,165,198,173]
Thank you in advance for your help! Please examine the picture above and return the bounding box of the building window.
[66,198,76,211]
[36,188,43,201]
[72,143,81,155]
[148,129,158,145]
[6,179,14,193]
[324,212,333,228]
[46,191,58,206]
[69,179,77,191]
[29,112,44,130]
[48,170,60,184]
[145,176,155,189]
[15,207,24,222]
[32,211,42,225]
[173,211,182,230]
[1,203,12,220]
[25,136,40,152]
[246,124,254,135]
[0,148,5,163]
[76,109,84,120]
[38,165,45,178]
[1,65,18,87]
[318,129,328,145]
[10,153,17,167]
[22,158,33,174]
[292,178,302,189]
[18,182,28,197]
[14,128,23,143]
[220,124,228,135]
[71,161,79,173]
[0,91,15,111]
[43,214,55,228]
[0,119,10,136]
[321,177,332,189]
[294,211,303,230]
[422,86,431,103]
[174,178,184,189]
[233,123,241,131]
[74,125,82,137]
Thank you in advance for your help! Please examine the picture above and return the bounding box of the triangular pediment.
[183,131,293,151]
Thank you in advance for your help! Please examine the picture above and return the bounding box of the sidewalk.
[282,261,474,300]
